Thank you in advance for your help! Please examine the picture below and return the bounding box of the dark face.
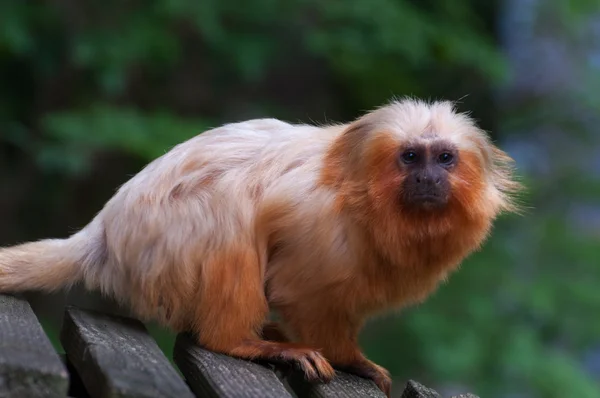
[397,140,458,209]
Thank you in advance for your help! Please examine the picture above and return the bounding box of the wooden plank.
[60,306,193,398]
[173,333,294,398]
[400,380,442,398]
[400,380,480,397]
[0,294,69,397]
[59,354,90,398]
[287,369,386,398]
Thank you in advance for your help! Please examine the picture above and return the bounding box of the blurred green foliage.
[1,0,503,176]
[1,1,599,398]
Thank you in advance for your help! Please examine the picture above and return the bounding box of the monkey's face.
[396,140,457,210]
[351,130,494,249]
[353,129,498,241]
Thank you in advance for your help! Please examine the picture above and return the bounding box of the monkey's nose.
[415,173,441,185]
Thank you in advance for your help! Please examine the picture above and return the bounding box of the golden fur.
[0,98,521,396]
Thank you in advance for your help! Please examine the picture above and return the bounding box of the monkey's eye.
[401,151,418,164]
[438,152,454,165]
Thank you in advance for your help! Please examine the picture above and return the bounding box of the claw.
[226,339,335,385]
[285,348,335,382]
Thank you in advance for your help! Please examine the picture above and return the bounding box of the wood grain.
[287,368,386,398]
[174,333,294,398]
[60,306,193,398]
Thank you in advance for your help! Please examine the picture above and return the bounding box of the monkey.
[0,98,521,397]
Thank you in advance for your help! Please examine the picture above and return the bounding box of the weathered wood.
[0,294,69,398]
[60,306,193,398]
[174,333,294,398]
[400,380,442,398]
[287,369,386,398]
[60,354,90,398]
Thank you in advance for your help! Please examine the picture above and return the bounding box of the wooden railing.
[0,294,479,398]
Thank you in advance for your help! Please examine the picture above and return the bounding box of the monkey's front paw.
[229,340,335,383]
[277,346,336,383]
[336,359,392,397]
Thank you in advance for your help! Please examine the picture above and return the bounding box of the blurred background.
[1,0,599,397]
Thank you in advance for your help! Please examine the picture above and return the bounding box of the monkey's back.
[115,118,339,205]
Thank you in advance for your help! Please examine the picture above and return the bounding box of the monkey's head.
[323,98,522,255]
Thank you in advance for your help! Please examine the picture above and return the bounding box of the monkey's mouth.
[403,193,449,209]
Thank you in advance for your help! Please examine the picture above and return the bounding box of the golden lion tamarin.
[0,98,521,396]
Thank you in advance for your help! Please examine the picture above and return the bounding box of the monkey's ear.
[322,120,373,187]
[336,120,373,161]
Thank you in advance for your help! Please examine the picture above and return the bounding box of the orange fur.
[0,98,521,396]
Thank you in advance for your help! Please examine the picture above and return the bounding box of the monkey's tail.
[0,229,100,293]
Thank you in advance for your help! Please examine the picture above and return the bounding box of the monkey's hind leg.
[190,247,335,382]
